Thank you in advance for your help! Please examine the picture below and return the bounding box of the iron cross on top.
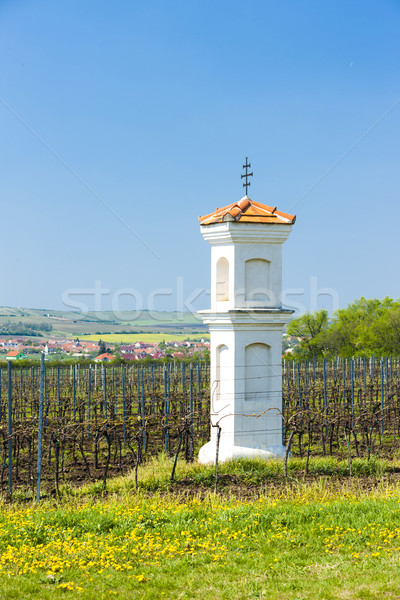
[241,157,253,194]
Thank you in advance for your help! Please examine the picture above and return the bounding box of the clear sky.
[1,0,399,317]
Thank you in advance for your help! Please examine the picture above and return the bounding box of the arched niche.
[216,257,229,302]
[216,344,229,403]
[245,342,270,402]
[245,258,270,303]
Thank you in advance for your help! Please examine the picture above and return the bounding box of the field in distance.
[0,306,206,338]
[82,332,209,344]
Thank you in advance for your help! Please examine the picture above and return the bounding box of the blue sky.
[1,0,399,316]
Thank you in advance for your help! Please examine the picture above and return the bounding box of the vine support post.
[351,359,355,432]
[197,362,202,411]
[189,362,194,460]
[88,367,92,435]
[164,365,169,454]
[213,422,222,493]
[57,366,61,427]
[381,359,385,436]
[20,368,23,421]
[140,368,146,452]
[36,353,45,503]
[297,362,302,430]
[103,365,108,424]
[0,368,2,420]
[323,358,327,431]
[7,360,12,498]
[122,367,127,448]
[363,357,367,393]
[73,365,76,422]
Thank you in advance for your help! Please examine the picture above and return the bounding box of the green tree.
[366,302,400,356]
[286,310,328,358]
[324,297,397,357]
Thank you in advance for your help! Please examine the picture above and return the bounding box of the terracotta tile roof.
[121,353,136,361]
[94,352,114,361]
[199,195,296,226]
[6,350,21,357]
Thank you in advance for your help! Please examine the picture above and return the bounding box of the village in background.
[0,306,214,363]
[0,305,301,363]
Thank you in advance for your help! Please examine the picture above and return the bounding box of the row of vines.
[283,356,400,461]
[0,356,399,498]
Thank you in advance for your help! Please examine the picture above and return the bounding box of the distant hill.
[0,307,206,339]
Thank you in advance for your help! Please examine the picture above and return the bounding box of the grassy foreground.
[2,458,400,599]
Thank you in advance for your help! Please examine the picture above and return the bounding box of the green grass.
[67,454,397,498]
[1,457,400,598]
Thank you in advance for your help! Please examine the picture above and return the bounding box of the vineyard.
[1,356,400,498]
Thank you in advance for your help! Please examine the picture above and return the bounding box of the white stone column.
[198,197,295,464]
[198,311,292,463]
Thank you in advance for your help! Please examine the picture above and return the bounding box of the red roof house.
[6,350,24,360]
[94,352,115,362]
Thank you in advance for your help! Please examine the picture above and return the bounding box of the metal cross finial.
[241,157,253,195]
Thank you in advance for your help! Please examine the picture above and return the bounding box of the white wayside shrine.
[198,194,296,464]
